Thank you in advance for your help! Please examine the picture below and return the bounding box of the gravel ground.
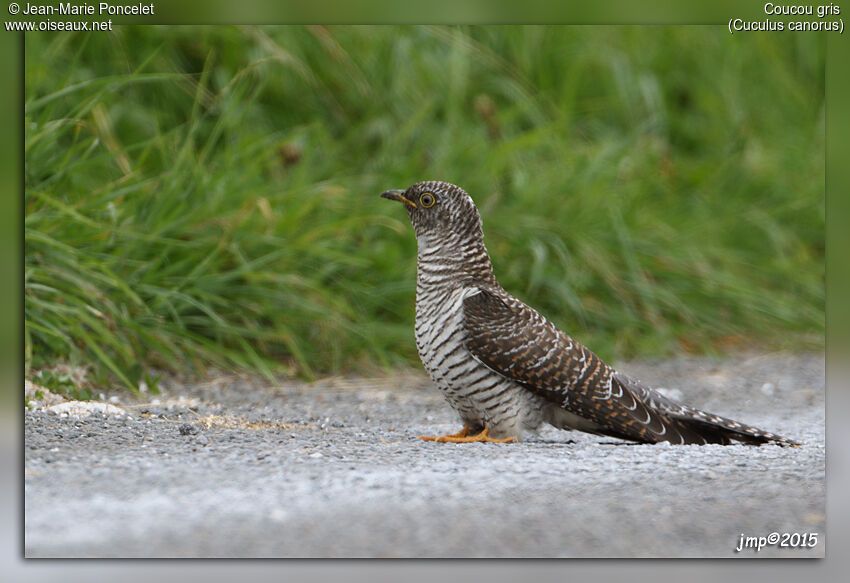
[24,353,824,558]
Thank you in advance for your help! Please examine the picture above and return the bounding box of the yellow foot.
[419,427,518,444]
[419,425,471,442]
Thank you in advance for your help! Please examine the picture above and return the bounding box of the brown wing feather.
[461,287,692,443]
[462,286,797,445]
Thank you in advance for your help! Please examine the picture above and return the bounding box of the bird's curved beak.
[381,189,417,209]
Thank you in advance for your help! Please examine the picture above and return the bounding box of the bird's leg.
[419,427,518,444]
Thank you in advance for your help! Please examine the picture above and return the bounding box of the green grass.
[24,26,824,391]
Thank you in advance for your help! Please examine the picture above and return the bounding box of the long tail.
[614,372,800,446]
[665,405,800,446]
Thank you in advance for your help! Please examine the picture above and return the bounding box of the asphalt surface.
[24,353,824,558]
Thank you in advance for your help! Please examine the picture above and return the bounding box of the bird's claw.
[419,427,517,444]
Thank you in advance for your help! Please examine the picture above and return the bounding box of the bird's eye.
[420,193,436,208]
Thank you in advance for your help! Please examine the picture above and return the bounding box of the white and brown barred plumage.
[381,180,798,446]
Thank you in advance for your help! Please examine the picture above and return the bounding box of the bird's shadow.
[527,438,645,447]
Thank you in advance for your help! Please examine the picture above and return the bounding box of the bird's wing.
[461,286,705,444]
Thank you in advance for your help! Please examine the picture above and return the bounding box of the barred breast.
[414,247,546,439]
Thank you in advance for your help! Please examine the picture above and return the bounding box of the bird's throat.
[416,234,497,288]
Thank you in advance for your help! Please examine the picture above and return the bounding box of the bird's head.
[380,181,484,246]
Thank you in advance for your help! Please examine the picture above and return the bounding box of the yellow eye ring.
[420,193,436,208]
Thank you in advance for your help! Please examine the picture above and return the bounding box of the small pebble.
[178,423,198,436]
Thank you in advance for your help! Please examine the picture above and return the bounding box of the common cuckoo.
[381,180,797,446]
